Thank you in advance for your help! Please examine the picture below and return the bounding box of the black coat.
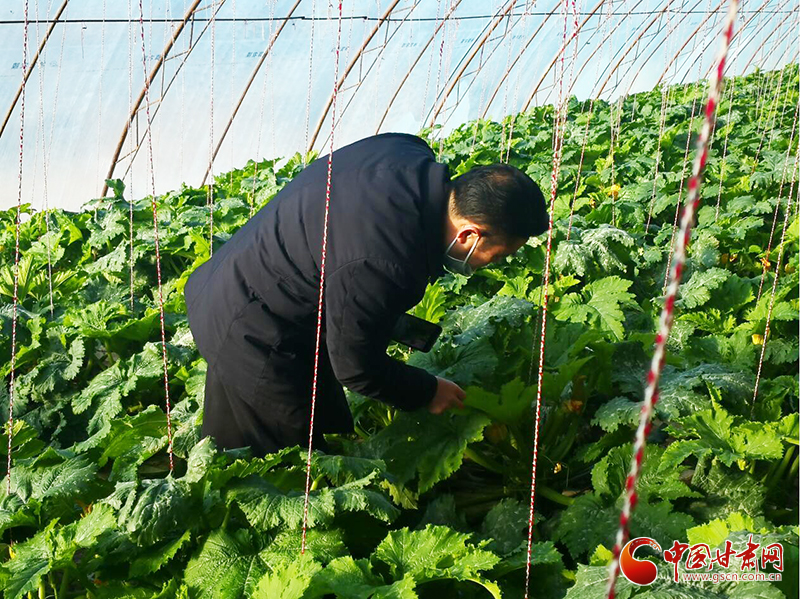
[184,133,452,438]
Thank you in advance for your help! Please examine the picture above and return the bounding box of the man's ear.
[457,225,481,244]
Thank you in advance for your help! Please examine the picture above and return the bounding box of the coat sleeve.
[324,258,438,411]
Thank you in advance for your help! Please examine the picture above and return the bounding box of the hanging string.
[469,0,502,157]
[714,74,737,221]
[7,0,30,499]
[502,1,534,164]
[420,0,444,133]
[498,6,517,160]
[96,0,108,203]
[34,0,55,316]
[229,0,237,187]
[605,2,738,596]
[524,2,571,597]
[644,0,687,232]
[137,0,174,473]
[755,102,798,303]
[128,0,136,311]
[662,0,717,293]
[303,0,317,169]
[179,0,187,191]
[208,0,217,256]
[767,63,794,153]
[249,0,276,219]
[567,0,616,240]
[302,0,344,555]
[750,65,789,175]
[437,1,461,160]
[751,145,798,415]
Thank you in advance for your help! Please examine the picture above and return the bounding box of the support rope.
[714,74,737,221]
[302,0,344,555]
[35,0,55,316]
[208,0,217,256]
[756,101,798,304]
[524,2,571,597]
[7,0,29,499]
[751,144,799,415]
[605,2,738,596]
[137,0,174,473]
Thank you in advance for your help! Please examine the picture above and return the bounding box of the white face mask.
[443,232,480,277]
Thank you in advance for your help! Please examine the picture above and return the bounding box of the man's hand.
[427,376,466,414]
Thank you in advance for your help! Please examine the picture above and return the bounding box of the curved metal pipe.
[519,0,645,113]
[655,0,774,86]
[596,0,726,101]
[473,2,563,121]
[102,0,206,196]
[305,0,404,154]
[0,0,70,141]
[615,0,715,99]
[373,0,465,136]
[548,0,655,104]
[202,0,301,185]
[738,7,797,73]
[426,0,518,126]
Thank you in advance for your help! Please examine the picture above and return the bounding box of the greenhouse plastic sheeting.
[0,0,796,212]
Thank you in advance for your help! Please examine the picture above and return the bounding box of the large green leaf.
[184,528,271,599]
[352,410,491,493]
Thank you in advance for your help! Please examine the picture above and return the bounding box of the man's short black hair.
[449,164,548,241]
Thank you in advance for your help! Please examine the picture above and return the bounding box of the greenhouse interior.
[0,0,798,598]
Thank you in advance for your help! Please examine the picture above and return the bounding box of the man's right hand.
[427,376,466,414]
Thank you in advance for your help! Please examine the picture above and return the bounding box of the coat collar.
[421,161,451,281]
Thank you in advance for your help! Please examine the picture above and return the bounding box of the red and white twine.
[7,0,30,496]
[302,0,344,555]
[137,0,174,472]
[751,145,799,416]
[524,1,571,597]
[605,2,738,597]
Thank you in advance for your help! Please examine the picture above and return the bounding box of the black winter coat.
[184,133,452,437]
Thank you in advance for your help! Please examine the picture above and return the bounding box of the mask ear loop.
[463,233,480,265]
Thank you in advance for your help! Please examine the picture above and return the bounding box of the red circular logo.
[620,537,661,586]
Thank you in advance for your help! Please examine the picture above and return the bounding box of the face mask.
[443,232,479,277]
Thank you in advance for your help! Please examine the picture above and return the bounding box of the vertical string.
[567,0,615,240]
[524,2,570,597]
[250,0,276,219]
[128,0,136,311]
[208,1,217,256]
[96,0,108,202]
[7,0,30,498]
[755,102,798,304]
[302,0,344,555]
[751,144,799,414]
[137,0,174,473]
[420,0,444,130]
[503,0,534,164]
[605,3,738,596]
[35,0,55,316]
[714,74,736,221]
[303,0,317,169]
[436,1,461,160]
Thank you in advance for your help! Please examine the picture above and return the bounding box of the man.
[184,132,547,456]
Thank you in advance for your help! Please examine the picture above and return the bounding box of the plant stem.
[59,570,70,599]
[463,447,503,474]
[310,474,325,491]
[39,577,46,599]
[787,452,798,483]
[538,485,574,506]
[768,445,795,491]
